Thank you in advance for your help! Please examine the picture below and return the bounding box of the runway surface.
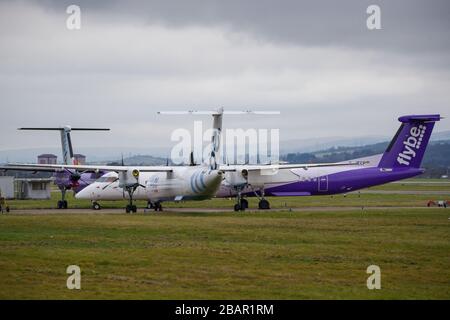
[356,190,450,195]
[3,206,447,215]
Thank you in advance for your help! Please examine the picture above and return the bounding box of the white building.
[0,176,14,199]
[15,178,53,200]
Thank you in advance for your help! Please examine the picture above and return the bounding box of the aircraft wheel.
[234,204,243,212]
[132,205,137,213]
[125,205,131,213]
[6,206,10,213]
[92,202,101,210]
[147,201,154,209]
[62,201,68,209]
[57,201,63,209]
[258,199,270,210]
[240,198,248,209]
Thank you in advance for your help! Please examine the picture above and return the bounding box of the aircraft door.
[318,175,328,192]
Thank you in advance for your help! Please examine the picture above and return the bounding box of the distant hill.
[279,130,450,154]
[430,130,450,141]
[3,140,449,179]
[2,130,449,163]
[282,140,450,178]
[107,154,167,166]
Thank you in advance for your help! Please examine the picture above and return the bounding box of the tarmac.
[3,206,447,215]
[356,190,450,195]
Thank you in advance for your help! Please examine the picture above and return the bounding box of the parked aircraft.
[0,126,109,208]
[69,109,366,210]
[6,111,436,212]
[76,113,441,212]
[0,111,228,212]
[2,109,359,212]
[217,114,442,210]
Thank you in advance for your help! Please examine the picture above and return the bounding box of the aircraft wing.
[219,160,368,172]
[0,164,61,172]
[0,163,174,173]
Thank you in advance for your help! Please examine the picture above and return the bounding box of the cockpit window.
[96,176,117,183]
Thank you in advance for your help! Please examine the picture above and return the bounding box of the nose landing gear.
[57,188,68,209]
[57,200,68,209]
[92,201,101,210]
[124,186,138,213]
[233,188,248,211]
[126,204,137,213]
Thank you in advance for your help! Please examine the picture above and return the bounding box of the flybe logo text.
[397,125,426,166]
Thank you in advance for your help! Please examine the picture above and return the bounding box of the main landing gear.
[154,201,163,212]
[233,187,271,211]
[258,199,270,210]
[257,188,270,210]
[57,188,68,209]
[147,201,162,211]
[146,201,163,212]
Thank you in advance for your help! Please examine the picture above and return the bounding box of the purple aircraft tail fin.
[378,114,441,169]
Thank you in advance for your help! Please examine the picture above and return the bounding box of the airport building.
[15,178,53,200]
[74,154,86,165]
[37,154,57,164]
[0,176,14,199]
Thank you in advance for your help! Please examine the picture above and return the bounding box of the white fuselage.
[76,167,223,202]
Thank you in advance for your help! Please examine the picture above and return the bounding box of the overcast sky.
[0,0,449,153]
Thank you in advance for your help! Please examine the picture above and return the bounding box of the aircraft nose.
[75,184,93,199]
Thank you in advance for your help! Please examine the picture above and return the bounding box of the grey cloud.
[0,0,449,157]
[28,0,450,55]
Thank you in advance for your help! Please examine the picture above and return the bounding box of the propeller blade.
[190,151,196,166]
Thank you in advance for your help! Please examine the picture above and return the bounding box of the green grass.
[5,190,450,211]
[1,179,449,299]
[0,209,449,299]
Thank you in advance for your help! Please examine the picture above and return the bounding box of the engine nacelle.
[119,169,140,188]
[224,168,248,188]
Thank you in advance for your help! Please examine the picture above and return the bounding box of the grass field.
[0,180,449,299]
[1,208,449,299]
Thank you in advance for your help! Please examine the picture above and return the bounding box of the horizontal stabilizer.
[19,127,110,131]
[398,114,442,123]
[157,110,280,116]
